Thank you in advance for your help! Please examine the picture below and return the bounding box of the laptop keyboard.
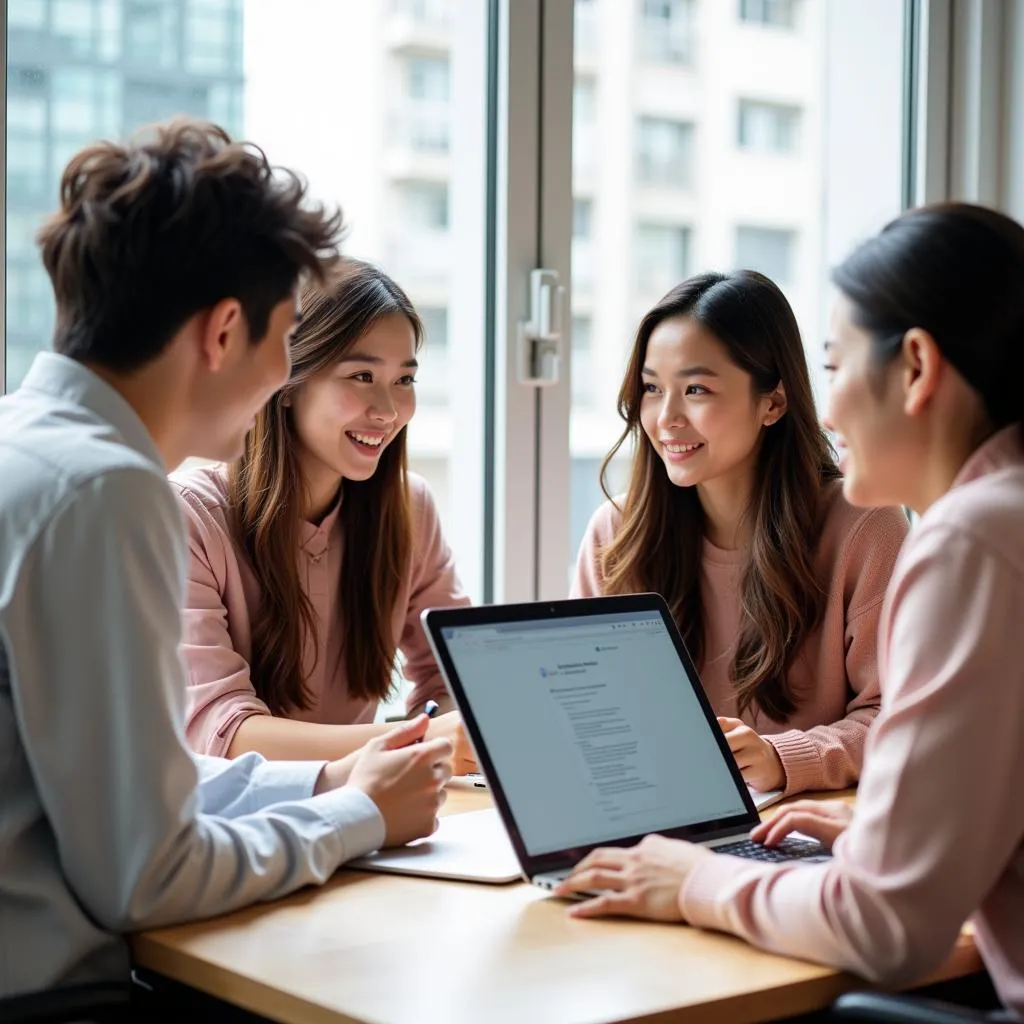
[714,836,829,863]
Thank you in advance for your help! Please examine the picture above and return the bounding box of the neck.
[299,456,343,525]
[696,466,756,550]
[907,418,995,516]
[85,360,189,470]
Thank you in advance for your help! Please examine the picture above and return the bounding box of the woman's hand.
[426,711,477,774]
[553,834,713,921]
[717,717,786,792]
[750,798,853,850]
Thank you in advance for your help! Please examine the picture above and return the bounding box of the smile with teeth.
[346,431,387,451]
[663,441,704,453]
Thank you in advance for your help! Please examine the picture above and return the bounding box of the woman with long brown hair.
[572,270,908,796]
[172,256,472,768]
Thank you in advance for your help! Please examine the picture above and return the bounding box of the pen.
[423,699,440,718]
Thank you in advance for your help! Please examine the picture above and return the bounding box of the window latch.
[518,268,563,387]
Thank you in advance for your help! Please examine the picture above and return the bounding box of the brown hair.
[37,117,343,371]
[228,258,422,714]
[600,271,840,722]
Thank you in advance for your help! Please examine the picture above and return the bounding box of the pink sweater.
[679,426,1024,1013]
[171,465,469,757]
[572,483,909,795]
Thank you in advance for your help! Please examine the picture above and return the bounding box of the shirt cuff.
[764,729,823,796]
[250,758,328,806]
[310,787,387,861]
[678,854,781,931]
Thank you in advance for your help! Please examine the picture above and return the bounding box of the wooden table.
[132,787,982,1024]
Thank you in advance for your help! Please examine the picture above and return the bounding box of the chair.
[833,992,1019,1024]
[0,982,132,1023]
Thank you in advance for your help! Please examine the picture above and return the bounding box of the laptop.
[420,594,830,892]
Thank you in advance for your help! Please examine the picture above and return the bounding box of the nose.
[368,384,399,424]
[656,391,687,430]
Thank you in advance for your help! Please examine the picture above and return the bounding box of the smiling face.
[289,311,418,493]
[638,315,782,493]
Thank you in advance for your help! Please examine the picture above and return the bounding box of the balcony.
[387,0,451,53]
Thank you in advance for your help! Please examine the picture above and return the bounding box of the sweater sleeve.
[175,485,272,757]
[766,505,909,795]
[401,476,471,712]
[570,500,622,598]
[680,522,1024,986]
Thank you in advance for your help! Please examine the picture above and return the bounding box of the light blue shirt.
[0,353,385,998]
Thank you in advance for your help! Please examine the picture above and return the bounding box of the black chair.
[833,992,1019,1024]
[0,982,132,1024]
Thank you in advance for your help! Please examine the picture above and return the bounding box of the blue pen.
[423,699,440,718]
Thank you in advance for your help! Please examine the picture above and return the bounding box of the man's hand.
[717,717,785,792]
[554,834,713,921]
[426,711,477,775]
[345,715,454,847]
[750,798,853,850]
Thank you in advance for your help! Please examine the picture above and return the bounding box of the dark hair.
[37,117,344,372]
[228,257,422,715]
[599,271,840,721]
[833,202,1024,431]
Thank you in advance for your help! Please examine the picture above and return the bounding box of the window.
[52,0,99,56]
[735,226,796,284]
[571,316,593,406]
[400,182,449,230]
[572,199,593,239]
[184,0,242,75]
[8,0,47,28]
[640,0,696,65]
[406,57,450,102]
[738,99,800,153]
[573,80,597,179]
[635,223,691,296]
[739,0,796,29]
[125,0,180,67]
[419,306,449,350]
[636,117,694,187]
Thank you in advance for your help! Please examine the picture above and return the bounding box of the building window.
[571,316,593,405]
[739,0,796,28]
[636,117,694,188]
[401,182,450,230]
[125,0,180,68]
[735,226,796,284]
[639,0,695,65]
[8,0,47,29]
[573,79,597,177]
[406,56,450,101]
[573,199,593,239]
[635,223,691,294]
[737,99,800,153]
[52,0,99,57]
[185,0,242,75]
[419,306,449,350]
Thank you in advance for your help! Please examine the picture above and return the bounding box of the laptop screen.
[438,608,749,857]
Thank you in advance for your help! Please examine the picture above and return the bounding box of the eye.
[823,363,838,374]
[397,374,418,386]
[349,371,374,383]
[642,382,660,394]
[685,384,709,396]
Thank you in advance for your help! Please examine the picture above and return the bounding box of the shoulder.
[583,498,625,549]
[914,464,1024,582]
[168,463,234,531]
[406,470,437,516]
[817,480,909,561]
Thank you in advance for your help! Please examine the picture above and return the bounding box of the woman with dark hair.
[573,270,908,796]
[172,256,473,769]
[557,203,1024,1016]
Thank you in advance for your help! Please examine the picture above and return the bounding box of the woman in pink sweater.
[173,257,473,768]
[557,203,1024,1015]
[572,271,908,796]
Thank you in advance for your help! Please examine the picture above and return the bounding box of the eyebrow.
[641,364,720,378]
[337,353,420,369]
[823,340,835,351]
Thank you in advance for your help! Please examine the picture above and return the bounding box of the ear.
[900,328,943,417]
[762,381,788,427]
[198,298,245,374]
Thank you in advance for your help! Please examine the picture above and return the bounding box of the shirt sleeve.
[402,478,471,712]
[193,752,321,816]
[175,486,272,757]
[7,468,385,933]
[679,522,1024,986]
[765,505,908,795]
[570,501,620,598]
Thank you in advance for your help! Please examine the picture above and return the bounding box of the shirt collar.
[299,486,343,557]
[20,352,166,472]
[951,423,1024,489]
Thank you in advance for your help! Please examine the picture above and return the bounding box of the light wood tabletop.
[131,786,982,1024]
